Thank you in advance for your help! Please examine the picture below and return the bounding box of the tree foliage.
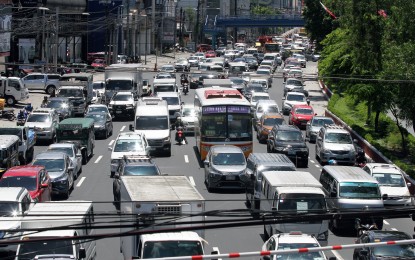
[251,6,279,15]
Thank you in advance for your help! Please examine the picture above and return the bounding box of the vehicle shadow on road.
[193,145,205,169]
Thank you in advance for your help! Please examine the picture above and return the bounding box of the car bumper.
[51,180,69,194]
[384,196,412,206]
[320,152,355,164]
[34,130,54,140]
[207,173,248,188]
[110,107,135,117]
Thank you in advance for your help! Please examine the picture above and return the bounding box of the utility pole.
[195,0,201,49]
[53,7,59,72]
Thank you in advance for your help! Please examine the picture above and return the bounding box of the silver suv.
[204,145,247,192]
[315,124,356,165]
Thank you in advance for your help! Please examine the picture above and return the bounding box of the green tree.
[251,6,278,15]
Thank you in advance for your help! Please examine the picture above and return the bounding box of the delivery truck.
[120,176,205,260]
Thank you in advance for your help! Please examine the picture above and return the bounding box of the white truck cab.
[0,77,29,106]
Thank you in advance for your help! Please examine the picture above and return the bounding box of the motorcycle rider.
[175,117,187,144]
[41,96,48,107]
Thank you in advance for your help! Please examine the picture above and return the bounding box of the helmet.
[328,159,337,165]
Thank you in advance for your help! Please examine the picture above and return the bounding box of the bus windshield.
[201,113,252,141]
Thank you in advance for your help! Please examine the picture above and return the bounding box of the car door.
[23,75,37,90]
[34,75,46,90]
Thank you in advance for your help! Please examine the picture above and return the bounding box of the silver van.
[319,166,386,231]
[245,153,296,210]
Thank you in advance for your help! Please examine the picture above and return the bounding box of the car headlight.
[275,147,285,151]
[163,136,170,143]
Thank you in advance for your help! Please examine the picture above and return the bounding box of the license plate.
[116,110,122,114]
[226,175,236,181]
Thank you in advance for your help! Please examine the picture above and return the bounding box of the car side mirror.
[306,98,310,105]
[76,152,82,158]
[407,182,412,187]
[282,97,286,100]
[129,124,134,131]
[108,146,113,151]
[113,172,120,179]
[68,166,74,171]
[78,247,86,259]
[306,122,311,126]
[204,160,209,167]
[353,139,358,143]
[359,250,369,257]
[41,183,48,188]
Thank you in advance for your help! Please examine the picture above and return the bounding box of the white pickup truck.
[22,73,61,95]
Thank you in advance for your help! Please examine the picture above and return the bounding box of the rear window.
[47,75,60,80]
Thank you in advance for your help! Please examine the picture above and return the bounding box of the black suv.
[353,230,415,259]
[266,125,309,167]
[113,155,161,209]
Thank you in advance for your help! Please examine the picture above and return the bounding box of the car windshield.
[26,114,51,123]
[86,114,106,123]
[136,116,168,130]
[276,243,325,259]
[264,106,279,113]
[373,243,415,257]
[372,173,406,187]
[325,133,352,144]
[182,108,195,117]
[88,106,107,113]
[286,79,302,86]
[123,165,159,176]
[93,83,105,90]
[32,159,64,172]
[161,97,179,106]
[256,70,270,75]
[277,131,303,141]
[339,182,381,199]
[58,88,83,97]
[161,66,174,71]
[212,152,246,166]
[0,176,37,191]
[48,147,74,157]
[114,140,145,152]
[264,118,285,126]
[143,241,204,259]
[287,94,305,102]
[0,202,19,217]
[312,118,334,127]
[247,86,266,93]
[18,240,73,260]
[295,108,313,115]
[252,96,270,102]
[113,94,133,102]
[46,100,67,109]
[156,74,173,79]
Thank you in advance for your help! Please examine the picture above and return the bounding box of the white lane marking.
[184,155,189,163]
[76,177,86,187]
[391,228,398,231]
[189,176,196,186]
[94,155,103,163]
[120,126,126,132]
[108,140,115,146]
[310,160,315,163]
[315,164,320,168]
[331,250,344,260]
[383,220,390,225]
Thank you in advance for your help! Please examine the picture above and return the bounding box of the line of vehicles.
[0,34,412,259]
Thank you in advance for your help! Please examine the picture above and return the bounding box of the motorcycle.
[16,110,27,126]
[180,74,188,86]
[355,218,378,236]
[183,83,189,95]
[0,108,15,121]
[175,126,186,145]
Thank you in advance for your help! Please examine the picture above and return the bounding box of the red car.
[0,166,52,202]
[289,104,315,129]
[91,58,107,68]
[205,50,217,58]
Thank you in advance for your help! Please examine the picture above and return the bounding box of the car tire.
[5,96,15,106]
[165,147,171,157]
[46,85,56,95]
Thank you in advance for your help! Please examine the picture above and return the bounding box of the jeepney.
[0,135,20,175]
[56,118,95,165]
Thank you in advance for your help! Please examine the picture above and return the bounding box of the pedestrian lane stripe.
[76,177,86,187]
[108,140,115,146]
[189,176,196,186]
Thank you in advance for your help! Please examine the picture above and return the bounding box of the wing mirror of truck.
[204,160,210,167]
[78,247,86,259]
[129,124,134,131]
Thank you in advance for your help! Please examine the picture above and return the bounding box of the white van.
[319,166,385,231]
[152,78,178,94]
[260,171,329,245]
[129,98,171,156]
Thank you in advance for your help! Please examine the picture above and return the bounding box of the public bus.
[194,88,253,160]
[264,42,280,53]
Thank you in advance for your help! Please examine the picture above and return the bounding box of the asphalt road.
[22,61,412,260]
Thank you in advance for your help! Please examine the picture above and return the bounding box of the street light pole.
[145,15,147,65]
[53,7,59,72]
